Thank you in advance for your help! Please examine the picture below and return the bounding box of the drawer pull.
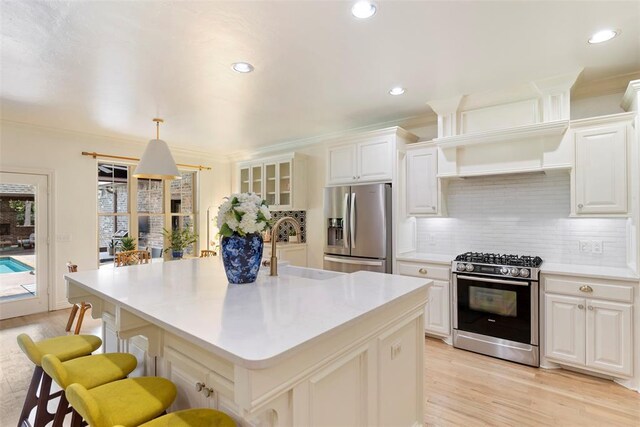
[588,306,594,311]
[579,285,593,293]
[577,204,584,209]
[203,387,214,398]
[578,304,584,310]
[418,268,428,275]
[195,382,205,392]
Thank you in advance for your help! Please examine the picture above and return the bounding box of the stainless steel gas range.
[451,252,543,367]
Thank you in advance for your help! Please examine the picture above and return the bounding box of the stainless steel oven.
[451,253,542,367]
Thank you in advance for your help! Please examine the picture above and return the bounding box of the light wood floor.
[1,310,638,426]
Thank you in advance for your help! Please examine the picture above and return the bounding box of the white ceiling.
[1,1,639,154]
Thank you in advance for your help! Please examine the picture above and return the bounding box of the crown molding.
[621,79,640,112]
[225,112,436,162]
[572,71,640,100]
[0,119,222,161]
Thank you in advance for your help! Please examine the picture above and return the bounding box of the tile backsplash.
[271,210,306,242]
[416,172,629,267]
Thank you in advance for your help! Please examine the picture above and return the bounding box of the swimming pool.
[0,257,34,274]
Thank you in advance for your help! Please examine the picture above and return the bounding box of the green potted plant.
[119,236,137,252]
[163,227,198,259]
[288,229,298,243]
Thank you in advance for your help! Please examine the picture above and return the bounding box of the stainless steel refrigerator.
[323,183,392,273]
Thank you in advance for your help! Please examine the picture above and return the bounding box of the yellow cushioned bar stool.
[65,377,177,427]
[134,409,236,427]
[41,353,138,427]
[16,333,102,427]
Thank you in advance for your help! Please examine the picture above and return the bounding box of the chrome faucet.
[267,216,301,276]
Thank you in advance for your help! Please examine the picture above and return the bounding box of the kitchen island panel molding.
[65,259,429,425]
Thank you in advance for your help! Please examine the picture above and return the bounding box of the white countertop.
[66,258,430,368]
[541,263,639,282]
[396,252,454,265]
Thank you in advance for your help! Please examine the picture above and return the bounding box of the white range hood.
[427,70,581,178]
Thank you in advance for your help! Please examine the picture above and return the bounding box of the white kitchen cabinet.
[543,274,634,378]
[327,138,393,185]
[586,299,632,377]
[396,260,451,338]
[163,347,211,412]
[406,146,438,215]
[263,243,307,267]
[327,144,357,185]
[237,153,307,210]
[572,114,633,215]
[544,294,585,366]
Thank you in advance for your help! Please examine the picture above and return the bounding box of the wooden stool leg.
[70,409,84,427]
[33,369,56,427]
[65,305,79,332]
[17,366,42,427]
[52,390,73,427]
[74,304,89,335]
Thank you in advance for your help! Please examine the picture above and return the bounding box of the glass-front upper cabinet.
[265,163,277,206]
[239,167,250,193]
[236,153,307,210]
[251,165,263,198]
[278,160,291,208]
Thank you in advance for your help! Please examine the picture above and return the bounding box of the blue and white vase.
[221,233,264,284]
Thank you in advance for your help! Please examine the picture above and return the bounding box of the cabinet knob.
[578,304,584,310]
[195,382,205,392]
[203,387,214,398]
[418,268,428,275]
[579,285,593,293]
[588,306,594,311]
[577,204,584,209]
[352,176,356,180]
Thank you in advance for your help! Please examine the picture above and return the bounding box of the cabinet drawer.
[544,276,633,303]
[397,261,450,281]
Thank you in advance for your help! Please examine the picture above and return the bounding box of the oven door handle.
[454,275,530,287]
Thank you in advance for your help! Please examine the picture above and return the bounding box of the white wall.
[571,92,626,120]
[416,172,629,268]
[0,121,230,310]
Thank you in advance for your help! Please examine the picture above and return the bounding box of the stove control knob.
[519,269,530,278]
[465,264,474,272]
[500,267,509,275]
[457,263,465,271]
[510,268,519,276]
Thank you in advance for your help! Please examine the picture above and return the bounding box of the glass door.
[251,165,263,198]
[265,163,276,206]
[278,161,291,208]
[0,172,49,320]
[239,167,250,193]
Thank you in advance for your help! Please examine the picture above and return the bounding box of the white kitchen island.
[65,258,430,426]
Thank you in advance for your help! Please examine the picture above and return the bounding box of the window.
[97,164,197,265]
[98,163,130,265]
[170,172,197,256]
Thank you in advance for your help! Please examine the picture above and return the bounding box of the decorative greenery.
[120,236,137,251]
[217,193,271,237]
[162,227,198,252]
[9,200,35,225]
[289,229,297,236]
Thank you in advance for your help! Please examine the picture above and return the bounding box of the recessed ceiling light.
[231,62,254,73]
[351,1,376,19]
[588,29,619,44]
[389,87,405,96]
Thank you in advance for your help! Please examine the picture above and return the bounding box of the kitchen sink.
[278,265,344,281]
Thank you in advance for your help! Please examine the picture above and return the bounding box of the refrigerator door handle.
[342,192,350,249]
[350,192,356,249]
[323,256,383,267]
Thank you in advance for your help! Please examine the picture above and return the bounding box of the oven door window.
[469,287,517,317]
[457,276,532,344]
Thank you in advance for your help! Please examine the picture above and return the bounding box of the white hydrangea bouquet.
[217,192,271,237]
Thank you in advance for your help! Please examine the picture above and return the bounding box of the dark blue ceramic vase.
[221,233,264,284]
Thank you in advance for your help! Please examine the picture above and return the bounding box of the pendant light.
[133,118,181,180]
